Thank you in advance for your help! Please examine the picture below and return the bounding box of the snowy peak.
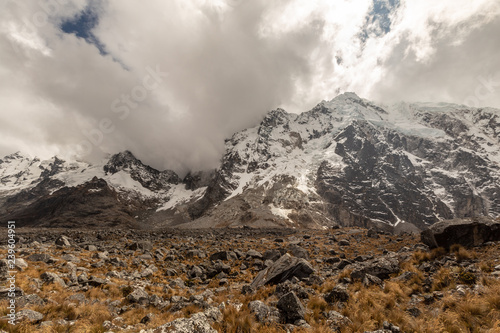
[186,94,500,231]
[104,151,180,192]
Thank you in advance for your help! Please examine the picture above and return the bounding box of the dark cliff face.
[4,177,140,228]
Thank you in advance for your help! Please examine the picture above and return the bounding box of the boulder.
[250,254,315,289]
[140,307,221,333]
[15,258,28,270]
[128,241,153,251]
[17,294,46,308]
[421,217,500,248]
[27,253,53,263]
[287,245,309,260]
[126,288,149,305]
[349,255,399,281]
[325,311,353,332]
[40,272,67,287]
[262,249,281,262]
[277,292,306,324]
[17,309,44,323]
[55,235,71,247]
[248,300,280,324]
[210,251,237,261]
[324,285,349,303]
[0,260,8,280]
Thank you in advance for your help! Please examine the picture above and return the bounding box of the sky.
[1,0,500,174]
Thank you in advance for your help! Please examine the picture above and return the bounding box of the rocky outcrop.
[421,217,500,248]
[250,254,315,289]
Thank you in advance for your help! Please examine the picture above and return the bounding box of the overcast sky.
[1,0,499,173]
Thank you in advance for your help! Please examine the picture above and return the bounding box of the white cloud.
[0,0,499,173]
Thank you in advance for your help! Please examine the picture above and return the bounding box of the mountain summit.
[1,93,499,232]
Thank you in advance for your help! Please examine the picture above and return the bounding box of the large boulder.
[250,254,315,289]
[349,255,399,281]
[277,292,306,324]
[140,307,221,333]
[55,235,71,247]
[40,272,67,288]
[421,217,500,249]
[16,309,44,323]
[248,300,281,324]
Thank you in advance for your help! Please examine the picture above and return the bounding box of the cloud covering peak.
[1,0,499,173]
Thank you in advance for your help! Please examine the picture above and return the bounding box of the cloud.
[1,0,499,174]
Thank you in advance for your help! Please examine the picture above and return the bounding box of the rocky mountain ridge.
[1,93,499,231]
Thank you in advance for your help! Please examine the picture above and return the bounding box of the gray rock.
[324,285,349,303]
[128,241,153,251]
[287,245,309,260]
[14,258,28,270]
[210,251,237,261]
[250,254,315,289]
[55,235,71,247]
[277,292,306,324]
[350,255,399,280]
[40,272,67,287]
[263,249,282,262]
[88,277,107,287]
[17,309,44,323]
[141,307,221,333]
[325,311,352,332]
[140,313,155,324]
[27,253,52,263]
[0,260,8,280]
[246,249,263,259]
[17,294,45,308]
[189,266,204,278]
[248,300,281,324]
[363,274,384,287]
[421,217,500,248]
[393,271,417,282]
[338,239,350,246]
[61,254,80,263]
[126,288,149,305]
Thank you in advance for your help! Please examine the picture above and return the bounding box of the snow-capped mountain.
[0,151,211,228]
[1,92,499,231]
[186,93,500,231]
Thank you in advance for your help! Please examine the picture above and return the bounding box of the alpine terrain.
[1,93,499,232]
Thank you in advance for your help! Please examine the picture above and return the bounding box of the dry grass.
[1,228,498,333]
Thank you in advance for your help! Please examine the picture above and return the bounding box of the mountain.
[0,151,212,228]
[1,93,499,231]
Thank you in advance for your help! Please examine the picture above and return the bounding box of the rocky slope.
[1,225,499,332]
[1,93,499,231]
